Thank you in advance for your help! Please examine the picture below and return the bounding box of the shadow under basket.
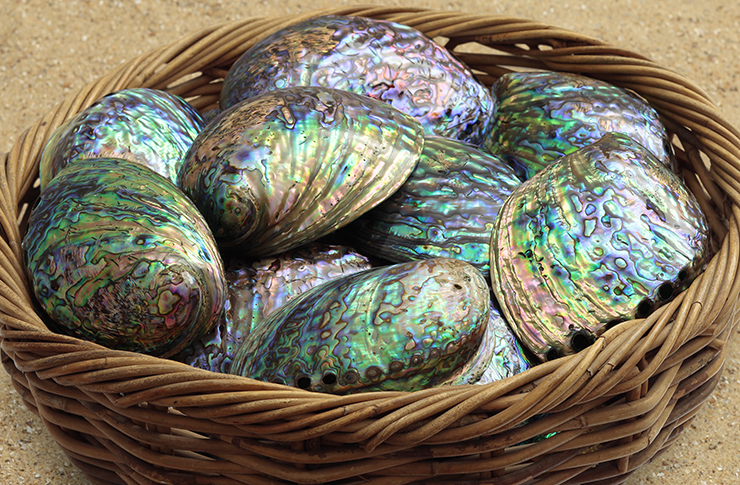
[2,6,740,485]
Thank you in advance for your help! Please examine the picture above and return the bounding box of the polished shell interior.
[490,133,711,361]
[179,86,425,257]
[230,258,491,394]
[23,158,226,358]
[220,15,494,145]
[39,88,205,188]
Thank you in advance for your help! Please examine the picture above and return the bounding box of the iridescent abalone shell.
[220,15,493,145]
[490,133,710,361]
[23,158,226,358]
[345,136,521,278]
[444,301,533,385]
[201,108,221,125]
[172,244,372,373]
[230,258,490,393]
[484,71,675,180]
[179,86,424,257]
[39,88,205,188]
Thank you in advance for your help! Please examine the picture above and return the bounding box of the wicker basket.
[2,6,740,485]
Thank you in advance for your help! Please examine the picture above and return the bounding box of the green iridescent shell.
[230,258,490,394]
[490,133,710,361]
[345,136,521,278]
[39,88,205,189]
[484,71,675,180]
[23,158,226,358]
[172,244,372,374]
[179,86,425,257]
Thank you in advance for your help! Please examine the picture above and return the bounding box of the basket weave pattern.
[2,6,740,485]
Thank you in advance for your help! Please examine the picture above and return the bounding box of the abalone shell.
[39,88,205,188]
[490,133,710,361]
[220,15,493,145]
[345,136,521,277]
[23,158,226,358]
[172,244,372,373]
[484,71,675,180]
[444,300,533,385]
[230,258,490,394]
[179,86,424,257]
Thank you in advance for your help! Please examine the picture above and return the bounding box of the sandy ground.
[1,0,739,484]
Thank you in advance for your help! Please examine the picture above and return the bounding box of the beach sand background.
[1,0,739,483]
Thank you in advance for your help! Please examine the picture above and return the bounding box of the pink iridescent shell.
[220,15,493,145]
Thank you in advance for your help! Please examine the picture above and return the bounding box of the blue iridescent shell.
[484,71,675,180]
[230,258,490,394]
[39,88,205,188]
[444,301,534,385]
[345,136,521,278]
[490,133,710,361]
[172,244,372,373]
[23,158,226,358]
[220,15,493,145]
[179,86,425,257]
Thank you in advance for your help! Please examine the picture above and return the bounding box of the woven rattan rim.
[2,6,740,485]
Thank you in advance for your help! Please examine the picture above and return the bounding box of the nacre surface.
[173,244,372,373]
[490,133,710,361]
[39,88,205,188]
[179,86,425,257]
[230,258,490,393]
[220,15,493,145]
[346,136,521,277]
[484,71,675,180]
[444,300,533,385]
[24,158,226,358]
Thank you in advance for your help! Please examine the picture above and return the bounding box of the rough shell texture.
[172,244,372,373]
[484,71,675,180]
[444,300,533,385]
[23,158,226,358]
[230,258,490,394]
[345,136,521,277]
[179,86,425,257]
[39,88,205,188]
[220,15,493,145]
[490,133,710,361]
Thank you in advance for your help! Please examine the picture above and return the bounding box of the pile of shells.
[23,14,711,396]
